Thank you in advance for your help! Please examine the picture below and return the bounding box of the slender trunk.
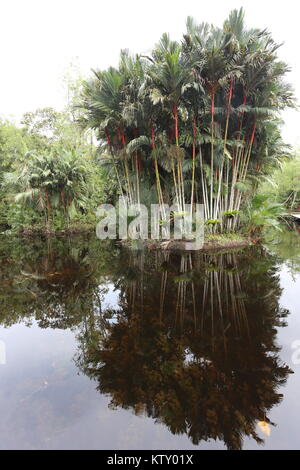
[151,126,166,223]
[173,105,184,213]
[232,122,256,230]
[190,118,196,216]
[210,92,215,220]
[135,152,140,207]
[214,80,233,223]
[173,105,179,147]
[199,148,209,220]
[124,159,133,205]
[105,128,126,205]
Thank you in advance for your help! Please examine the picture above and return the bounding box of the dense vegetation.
[1,7,299,453]
[0,108,106,232]
[80,8,295,234]
[259,152,300,210]
[0,8,298,238]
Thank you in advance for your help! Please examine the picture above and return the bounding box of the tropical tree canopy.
[4,149,92,227]
[0,102,108,233]
[80,8,295,233]
[259,152,300,210]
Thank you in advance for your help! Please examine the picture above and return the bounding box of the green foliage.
[80,7,295,234]
[0,10,297,236]
[259,152,300,209]
[0,104,110,232]
[3,149,105,231]
[222,210,239,217]
[241,194,288,237]
[205,218,221,225]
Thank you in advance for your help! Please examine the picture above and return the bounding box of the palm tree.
[80,8,295,236]
[146,34,194,212]
[5,149,90,228]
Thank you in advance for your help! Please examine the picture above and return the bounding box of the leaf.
[126,136,151,154]
[234,181,248,192]
[150,88,165,105]
[224,148,232,160]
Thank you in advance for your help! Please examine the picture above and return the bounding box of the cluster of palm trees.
[5,149,90,228]
[80,8,294,232]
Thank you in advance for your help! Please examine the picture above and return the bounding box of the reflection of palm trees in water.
[76,248,292,450]
[120,251,249,339]
[0,238,292,449]
[199,253,250,343]
[0,237,111,329]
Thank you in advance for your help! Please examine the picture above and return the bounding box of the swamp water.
[0,229,299,450]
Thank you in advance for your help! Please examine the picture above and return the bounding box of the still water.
[0,229,299,450]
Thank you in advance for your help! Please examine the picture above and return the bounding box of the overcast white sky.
[1,0,299,146]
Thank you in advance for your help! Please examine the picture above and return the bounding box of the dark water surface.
[0,230,299,450]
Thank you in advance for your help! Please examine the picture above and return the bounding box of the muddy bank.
[120,236,254,252]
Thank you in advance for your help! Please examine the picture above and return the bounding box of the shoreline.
[0,226,94,237]
[119,235,254,252]
[1,228,255,253]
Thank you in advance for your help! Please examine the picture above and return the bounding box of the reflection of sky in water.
[0,322,224,450]
[102,283,120,325]
[0,263,299,450]
[102,283,120,310]
[244,264,300,450]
